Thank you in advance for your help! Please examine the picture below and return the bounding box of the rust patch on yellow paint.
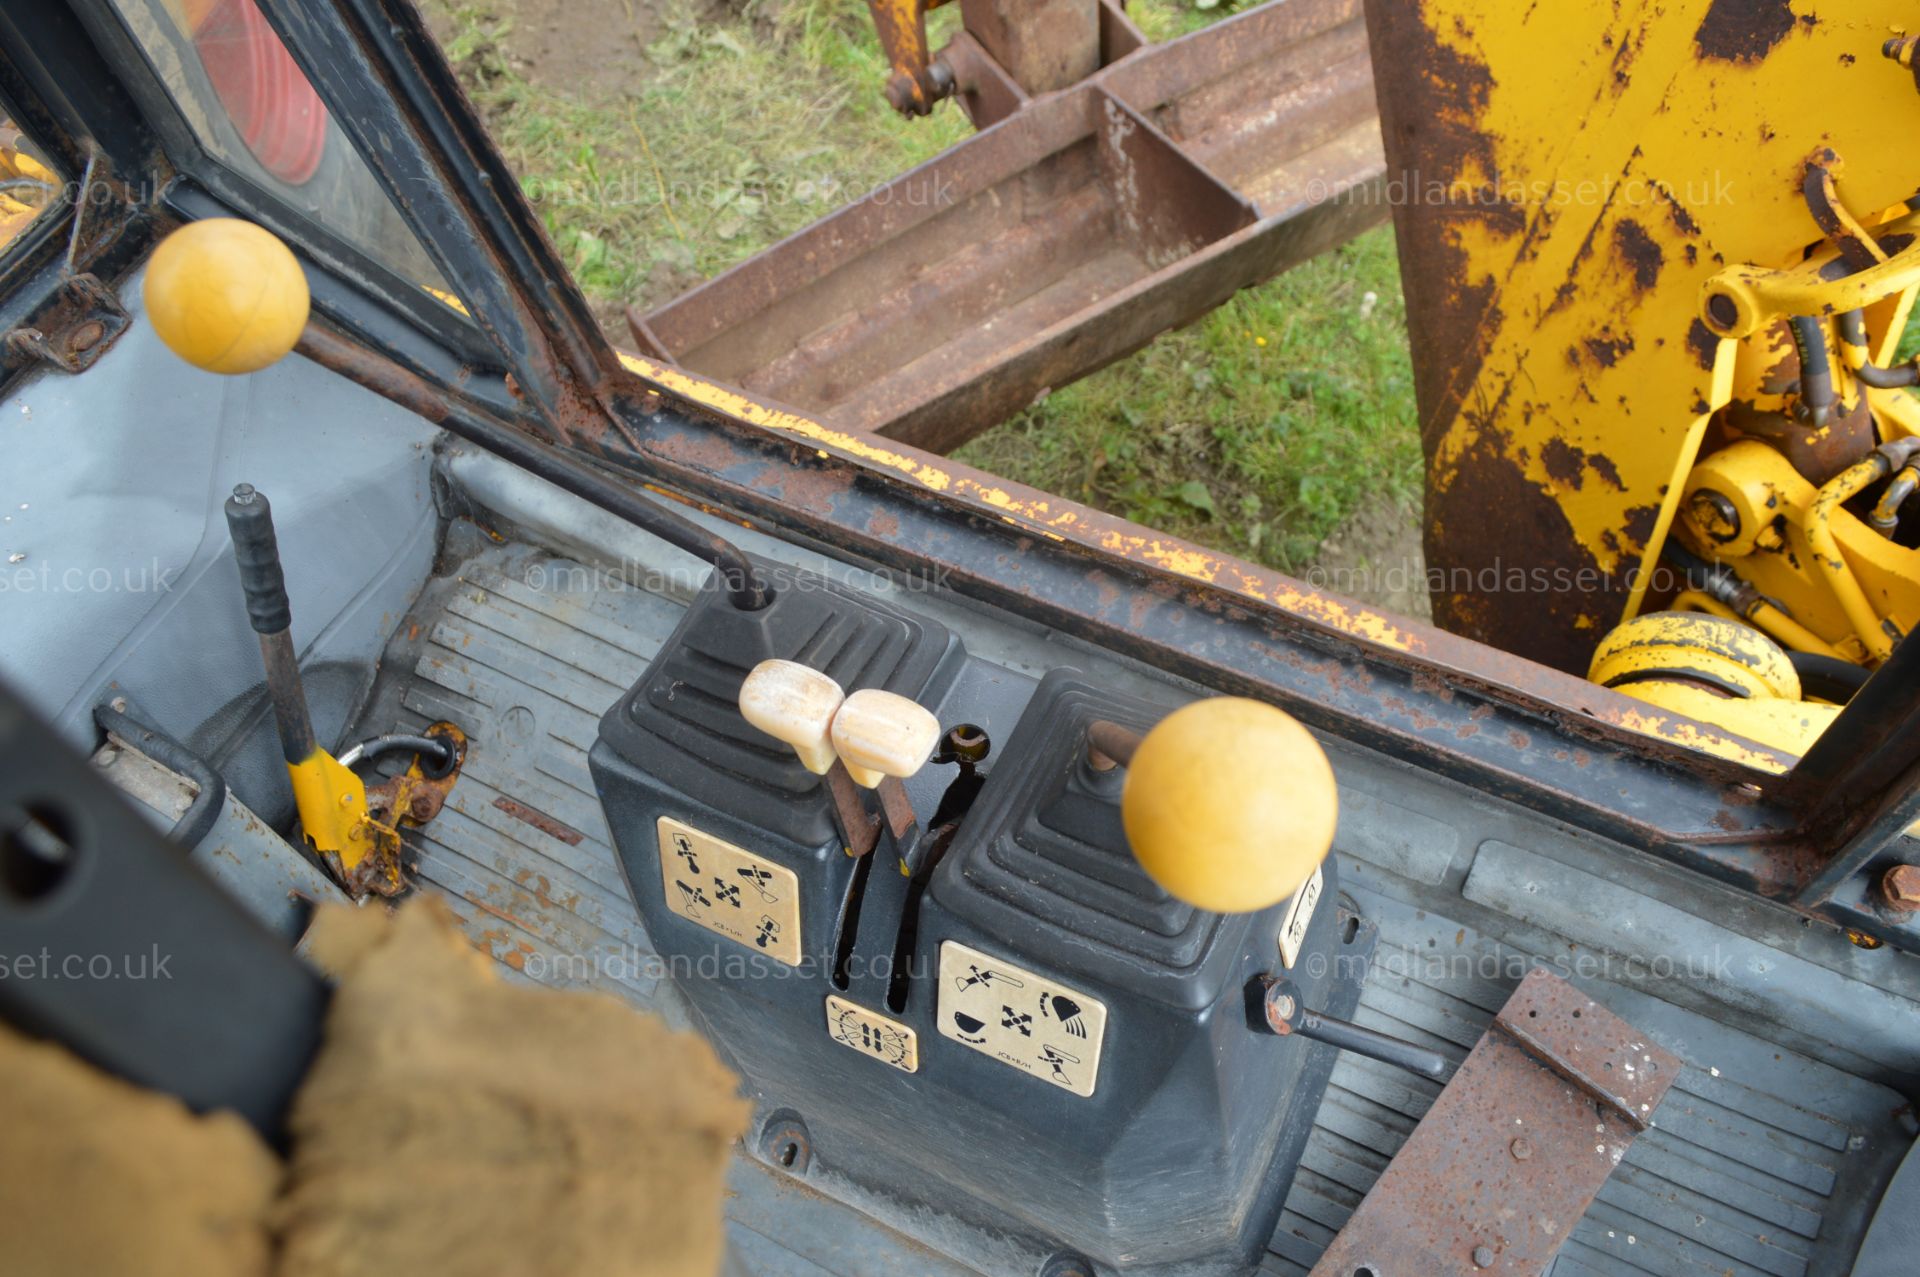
[615,354,1797,765]
[619,352,1427,653]
[1613,707,1787,773]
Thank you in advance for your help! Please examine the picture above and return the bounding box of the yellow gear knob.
[143,218,309,374]
[1120,697,1337,914]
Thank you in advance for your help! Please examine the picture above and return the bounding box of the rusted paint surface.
[634,0,1383,451]
[957,0,1100,97]
[1307,970,1680,1276]
[616,348,1804,786]
[1359,0,1507,444]
[1718,315,1874,487]
[1369,0,1920,671]
[492,795,585,846]
[1693,0,1797,64]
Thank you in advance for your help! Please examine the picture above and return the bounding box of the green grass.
[423,0,1420,575]
[954,230,1417,572]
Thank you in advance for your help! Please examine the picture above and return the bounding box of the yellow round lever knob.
[1121,697,1336,914]
[143,218,309,374]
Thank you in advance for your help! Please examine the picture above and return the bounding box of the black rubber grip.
[224,484,292,635]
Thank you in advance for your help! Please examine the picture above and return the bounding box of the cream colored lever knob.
[830,689,941,789]
[739,659,845,774]
[1120,698,1336,914]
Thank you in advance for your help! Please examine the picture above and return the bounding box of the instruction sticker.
[1278,866,1324,970]
[938,941,1108,1098]
[825,995,919,1073]
[656,816,801,966]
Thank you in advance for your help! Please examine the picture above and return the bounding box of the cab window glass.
[0,116,63,257]
[109,0,464,314]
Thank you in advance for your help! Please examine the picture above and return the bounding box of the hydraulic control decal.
[938,940,1108,1098]
[656,816,801,965]
[825,995,919,1073]
[1278,866,1324,970]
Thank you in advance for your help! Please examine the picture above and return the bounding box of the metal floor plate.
[350,523,1914,1277]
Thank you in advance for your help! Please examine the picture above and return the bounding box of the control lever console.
[590,567,1377,1276]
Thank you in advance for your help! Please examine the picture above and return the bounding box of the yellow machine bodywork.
[1588,610,1840,761]
[286,746,374,868]
[1365,0,1920,756]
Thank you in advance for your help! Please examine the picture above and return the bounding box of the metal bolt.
[1510,1137,1533,1161]
[758,1112,812,1175]
[230,483,256,505]
[110,697,128,713]
[408,793,436,821]
[94,747,118,768]
[1688,489,1741,544]
[1879,864,1920,911]
[1472,1244,1495,1268]
[884,72,921,115]
[1261,980,1300,1035]
[64,319,105,356]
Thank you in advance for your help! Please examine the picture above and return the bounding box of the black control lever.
[1256,975,1452,1082]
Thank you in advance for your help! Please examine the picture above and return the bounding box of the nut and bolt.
[407,793,437,821]
[1472,1244,1496,1268]
[1262,981,1300,1036]
[1879,864,1920,911]
[1510,1137,1533,1161]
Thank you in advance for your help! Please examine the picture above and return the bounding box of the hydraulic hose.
[1837,310,1920,389]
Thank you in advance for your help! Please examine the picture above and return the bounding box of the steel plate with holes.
[1308,970,1680,1276]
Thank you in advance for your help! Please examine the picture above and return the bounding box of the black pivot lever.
[224,484,383,886]
[1257,976,1452,1082]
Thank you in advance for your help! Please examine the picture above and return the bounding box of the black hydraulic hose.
[1837,310,1920,389]
[1870,465,1918,535]
[1663,540,1759,612]
[1789,315,1840,425]
[296,325,769,610]
[1789,651,1872,705]
[337,733,452,771]
[93,702,228,849]
[1662,539,1716,580]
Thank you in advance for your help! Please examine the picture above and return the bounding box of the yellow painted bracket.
[286,747,372,870]
[1702,211,1920,341]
